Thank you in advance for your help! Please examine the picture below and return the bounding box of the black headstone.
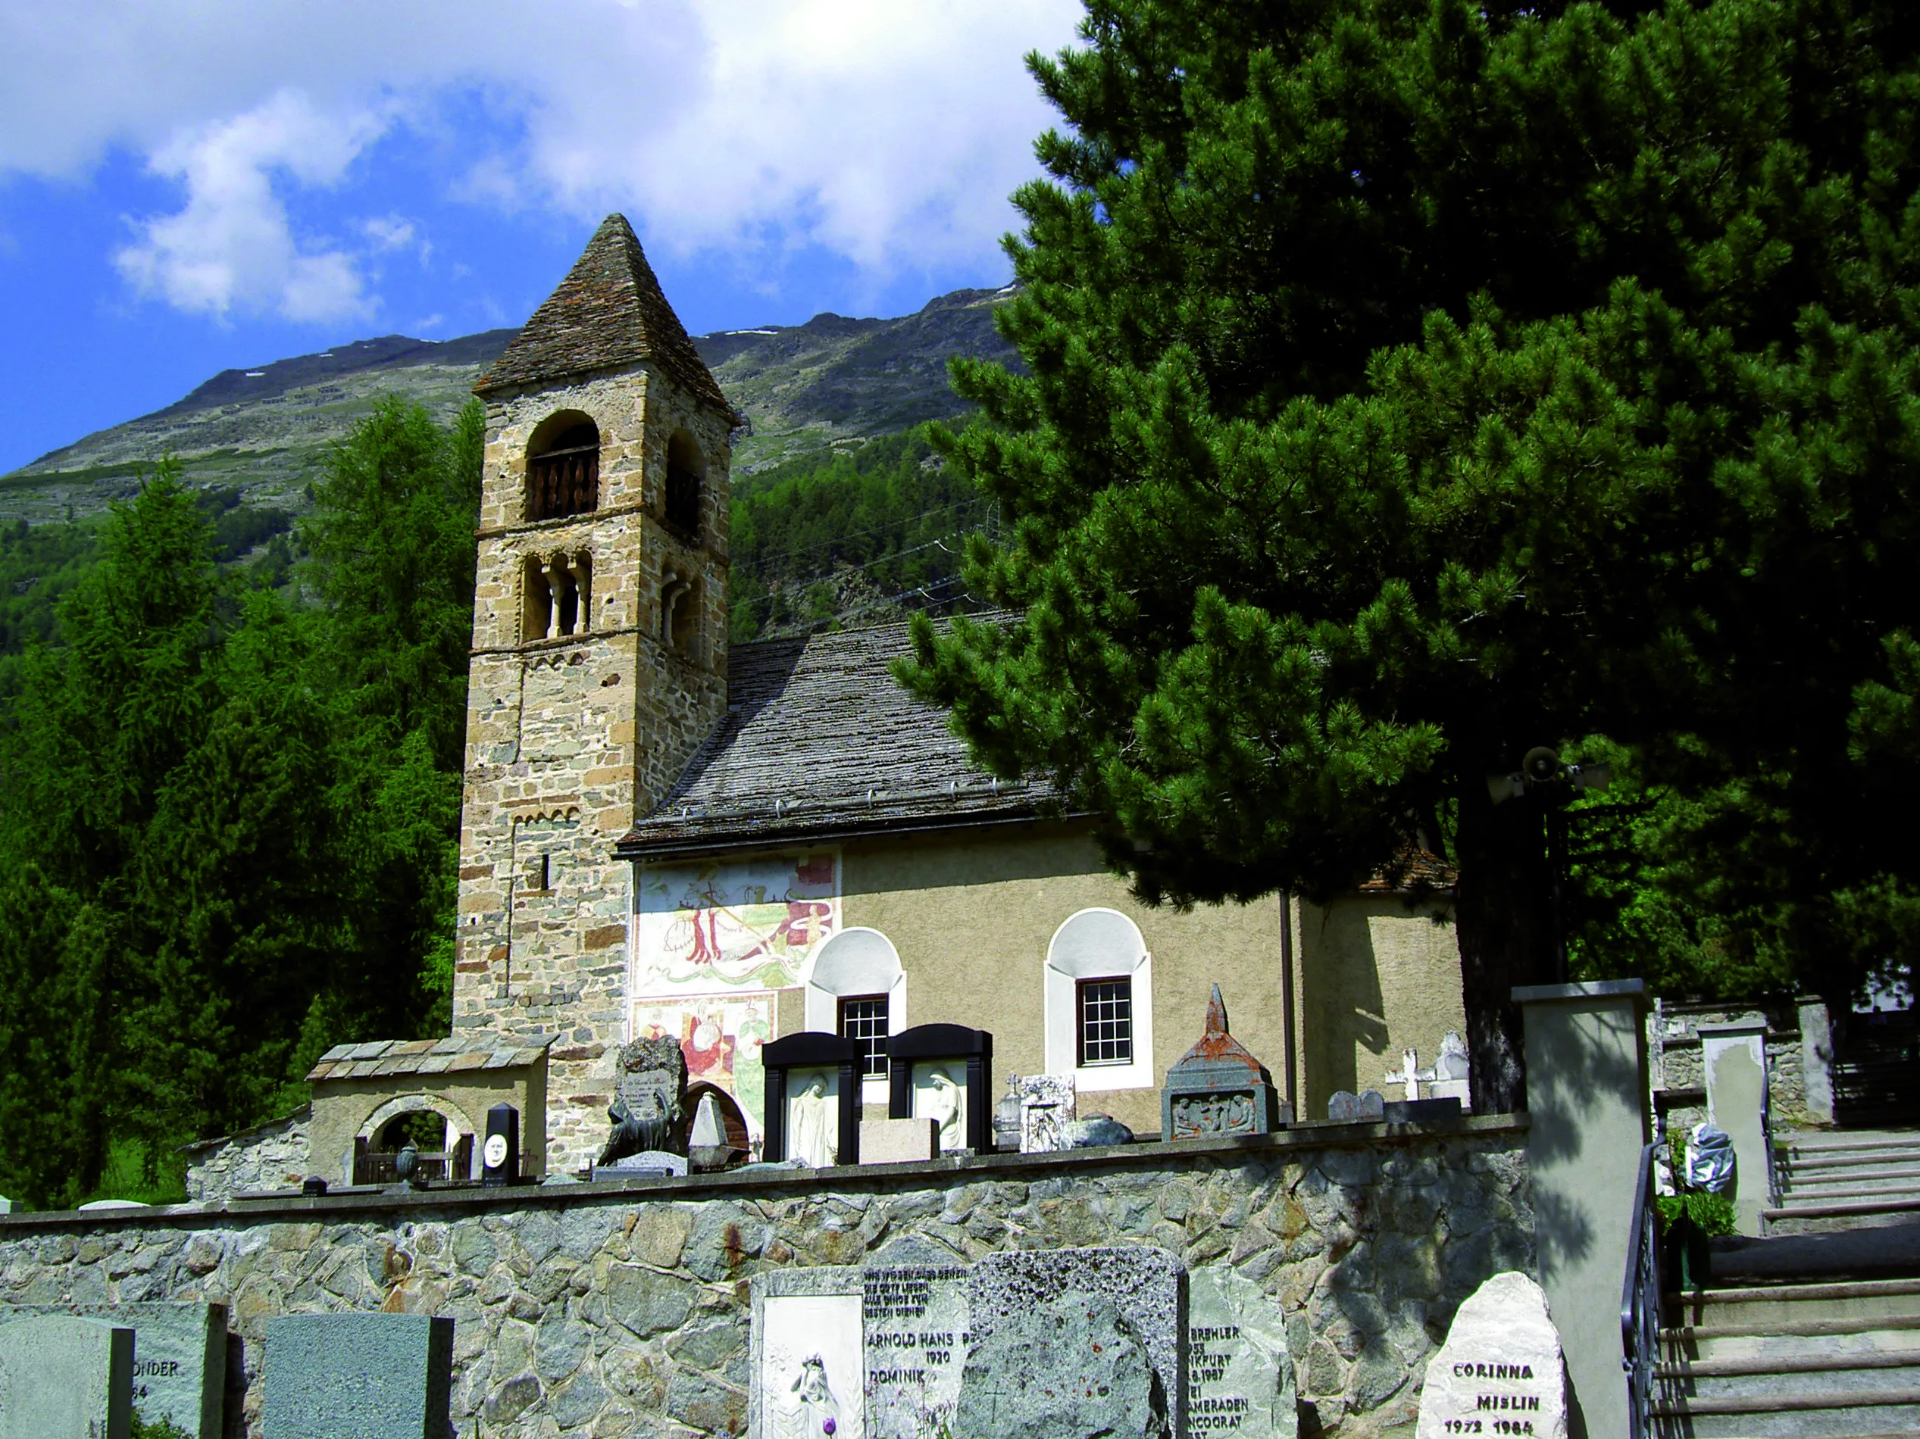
[482,1103,519,1186]
[886,1023,993,1155]
[761,1032,862,1165]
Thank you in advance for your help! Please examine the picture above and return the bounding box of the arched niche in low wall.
[348,1091,486,1183]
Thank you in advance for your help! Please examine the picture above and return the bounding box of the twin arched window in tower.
[523,551,592,642]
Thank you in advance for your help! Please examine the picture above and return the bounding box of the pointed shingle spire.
[475,214,735,418]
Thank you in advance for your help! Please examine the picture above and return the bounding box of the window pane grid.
[1077,978,1133,1066]
[839,996,890,1078]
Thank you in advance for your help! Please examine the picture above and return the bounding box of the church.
[304,215,1470,1183]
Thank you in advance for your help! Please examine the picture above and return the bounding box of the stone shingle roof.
[617,621,1060,854]
[306,1034,555,1083]
[474,213,736,417]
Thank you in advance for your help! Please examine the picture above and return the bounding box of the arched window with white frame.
[1045,908,1155,1090]
[805,927,905,1105]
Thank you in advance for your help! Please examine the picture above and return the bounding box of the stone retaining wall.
[0,1117,1531,1439]
[1649,999,1816,1127]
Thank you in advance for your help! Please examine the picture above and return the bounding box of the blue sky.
[0,1,1083,475]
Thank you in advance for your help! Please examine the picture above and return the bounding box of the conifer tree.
[903,0,1920,1107]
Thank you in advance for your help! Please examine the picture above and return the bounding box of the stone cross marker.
[1187,1267,1296,1437]
[0,1314,133,1439]
[1415,1271,1568,1439]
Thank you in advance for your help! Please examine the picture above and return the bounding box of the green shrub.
[131,1410,193,1439]
[1657,1190,1737,1237]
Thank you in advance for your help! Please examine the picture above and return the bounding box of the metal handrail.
[1762,1043,1781,1209]
[1621,1138,1664,1439]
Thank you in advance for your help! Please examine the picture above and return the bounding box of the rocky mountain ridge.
[2,285,1019,523]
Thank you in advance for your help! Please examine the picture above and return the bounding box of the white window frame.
[1045,908,1154,1091]
[804,927,905,1108]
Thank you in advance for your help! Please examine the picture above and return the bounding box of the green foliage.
[900,0,1920,1099]
[1658,1190,1738,1238]
[0,400,481,1207]
[728,428,990,642]
[130,1407,194,1439]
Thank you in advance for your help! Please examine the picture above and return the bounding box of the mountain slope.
[1,287,1018,523]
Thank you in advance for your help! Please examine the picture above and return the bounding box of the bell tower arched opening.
[527,413,600,521]
[665,429,704,535]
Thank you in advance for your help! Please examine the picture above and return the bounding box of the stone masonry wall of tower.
[455,362,731,1175]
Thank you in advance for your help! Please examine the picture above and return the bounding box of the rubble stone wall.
[0,1119,1531,1439]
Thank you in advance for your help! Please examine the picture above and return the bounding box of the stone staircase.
[1766,1129,1920,1236]
[1649,1129,1920,1436]
[1653,1276,1920,1436]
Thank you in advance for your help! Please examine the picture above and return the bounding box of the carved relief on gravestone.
[599,1036,688,1167]
[1187,1267,1296,1438]
[1415,1271,1568,1439]
[753,1269,867,1439]
[913,1066,966,1153]
[1017,1074,1076,1153]
[1162,986,1284,1140]
[788,1068,840,1168]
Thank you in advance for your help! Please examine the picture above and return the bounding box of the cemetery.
[5,203,1919,1439]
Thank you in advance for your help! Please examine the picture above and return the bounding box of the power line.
[740,498,993,567]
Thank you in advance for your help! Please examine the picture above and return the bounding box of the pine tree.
[902,0,1920,1107]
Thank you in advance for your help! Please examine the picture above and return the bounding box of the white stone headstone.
[0,1314,133,1439]
[1416,1271,1567,1439]
[1187,1267,1296,1438]
[752,1270,867,1439]
[863,1263,970,1438]
[1017,1074,1076,1153]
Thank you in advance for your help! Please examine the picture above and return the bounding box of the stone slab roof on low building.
[618,620,1061,854]
[306,1034,556,1084]
[474,213,736,418]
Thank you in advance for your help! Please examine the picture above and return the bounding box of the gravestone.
[481,1102,518,1186]
[2,1303,225,1439]
[970,1246,1185,1436]
[752,1268,867,1439]
[597,1035,688,1167]
[1187,1267,1296,1437]
[595,1149,689,1179]
[953,1293,1165,1439]
[763,1031,862,1167]
[863,1263,971,1438]
[263,1313,454,1439]
[1429,1032,1472,1110]
[1415,1271,1568,1439]
[858,1118,939,1166]
[1327,1090,1386,1122]
[0,1314,133,1439]
[886,1024,993,1155]
[1162,987,1285,1140]
[1016,1074,1076,1153]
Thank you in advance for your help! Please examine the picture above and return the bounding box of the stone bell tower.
[456,214,735,1172]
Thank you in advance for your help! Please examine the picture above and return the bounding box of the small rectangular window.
[839,995,890,1079]
[1077,977,1133,1066]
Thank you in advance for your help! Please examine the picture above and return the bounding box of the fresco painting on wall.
[630,992,777,1144]
[635,851,839,995]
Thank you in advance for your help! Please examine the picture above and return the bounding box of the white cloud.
[0,0,1084,319]
[112,92,388,323]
